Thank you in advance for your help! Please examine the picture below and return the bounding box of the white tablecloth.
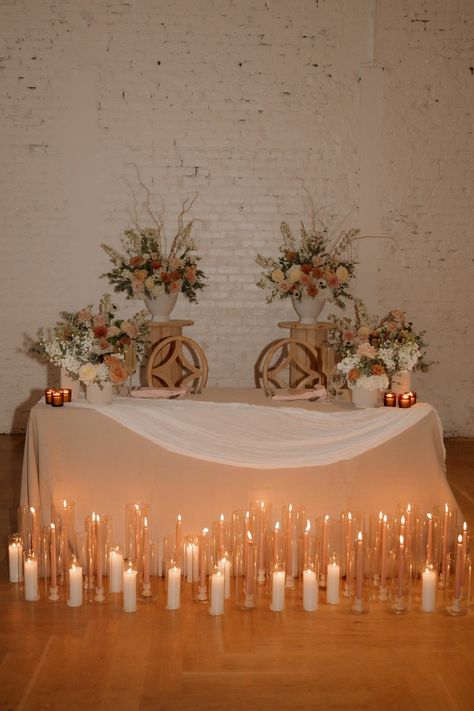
[21,389,459,546]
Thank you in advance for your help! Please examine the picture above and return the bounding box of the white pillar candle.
[109,549,124,593]
[326,562,340,604]
[143,518,150,586]
[218,558,231,599]
[24,556,39,601]
[68,563,83,607]
[123,565,137,612]
[209,571,225,615]
[9,541,23,583]
[270,570,286,611]
[166,566,181,610]
[303,569,318,612]
[421,566,437,612]
[50,524,57,589]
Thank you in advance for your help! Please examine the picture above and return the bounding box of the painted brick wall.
[1,0,472,435]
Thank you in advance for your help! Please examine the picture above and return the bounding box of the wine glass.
[123,343,137,395]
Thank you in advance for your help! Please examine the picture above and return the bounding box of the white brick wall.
[1,0,473,435]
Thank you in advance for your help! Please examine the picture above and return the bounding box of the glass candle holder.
[85,512,111,595]
[184,535,200,584]
[398,393,411,408]
[142,516,152,598]
[125,502,150,573]
[340,510,361,598]
[231,509,246,578]
[39,525,51,580]
[44,388,53,404]
[351,531,368,615]
[391,535,409,614]
[68,555,83,607]
[209,566,225,616]
[445,543,471,617]
[51,389,64,407]
[315,515,340,589]
[378,514,393,602]
[61,388,72,402]
[282,503,306,587]
[383,392,397,407]
[240,531,256,609]
[52,499,76,579]
[8,533,24,583]
[18,504,41,555]
[251,500,272,584]
[123,560,137,612]
[433,503,458,587]
[24,550,40,601]
[195,528,209,603]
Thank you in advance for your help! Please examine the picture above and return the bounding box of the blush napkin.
[271,386,327,402]
[129,388,187,399]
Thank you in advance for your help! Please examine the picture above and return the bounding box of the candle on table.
[326,558,340,604]
[68,559,83,607]
[303,568,318,612]
[167,566,181,610]
[51,389,64,407]
[375,511,383,583]
[218,557,231,599]
[123,562,137,612]
[209,570,225,616]
[421,564,437,612]
[61,388,72,402]
[24,554,39,601]
[398,393,411,408]
[270,569,286,611]
[285,504,294,583]
[273,521,281,566]
[461,521,468,561]
[30,506,39,553]
[408,391,417,405]
[383,391,397,407]
[45,388,53,405]
[8,536,23,583]
[257,501,267,582]
[109,547,124,593]
[321,515,329,584]
[399,515,406,539]
[426,513,433,561]
[186,541,193,583]
[345,512,353,594]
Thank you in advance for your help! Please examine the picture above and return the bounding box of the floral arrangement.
[329,303,430,391]
[374,309,430,374]
[101,195,206,303]
[256,220,358,308]
[33,294,149,387]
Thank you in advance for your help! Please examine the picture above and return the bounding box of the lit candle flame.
[357,531,363,542]
[445,502,449,513]
[220,513,224,523]
[400,535,404,546]
[63,499,68,508]
[427,512,432,520]
[401,515,405,525]
[144,516,148,528]
[458,534,463,544]
[30,506,35,514]
[247,531,253,543]
[348,512,352,520]
[177,514,182,522]
[50,523,55,530]
[202,527,208,535]
[305,519,311,533]
[383,514,388,523]
[275,521,280,532]
[324,514,330,522]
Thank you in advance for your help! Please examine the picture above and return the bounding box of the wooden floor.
[0,435,473,710]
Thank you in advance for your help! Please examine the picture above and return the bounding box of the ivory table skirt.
[20,388,459,546]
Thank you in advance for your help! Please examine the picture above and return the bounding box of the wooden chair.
[261,337,322,396]
[146,335,209,394]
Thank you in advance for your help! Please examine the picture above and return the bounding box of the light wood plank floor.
[0,435,473,710]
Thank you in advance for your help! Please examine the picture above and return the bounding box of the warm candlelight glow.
[458,533,463,544]
[305,519,310,532]
[275,521,280,532]
[357,531,362,542]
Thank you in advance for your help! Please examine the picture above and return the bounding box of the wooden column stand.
[277,321,334,388]
[146,320,194,387]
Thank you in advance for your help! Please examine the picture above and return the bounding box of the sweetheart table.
[20,388,459,546]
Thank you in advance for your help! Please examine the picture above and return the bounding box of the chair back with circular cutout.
[146,335,209,394]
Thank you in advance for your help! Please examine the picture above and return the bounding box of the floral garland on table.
[256,220,358,309]
[33,294,149,387]
[101,195,206,304]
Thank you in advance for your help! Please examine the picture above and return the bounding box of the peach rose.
[271,269,285,283]
[348,368,361,382]
[371,364,385,376]
[357,326,371,342]
[335,265,349,283]
[357,342,377,358]
[77,308,92,323]
[184,266,197,284]
[169,280,182,293]
[307,283,319,297]
[94,325,108,339]
[104,356,127,383]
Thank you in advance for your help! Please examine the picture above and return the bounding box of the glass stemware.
[123,343,137,394]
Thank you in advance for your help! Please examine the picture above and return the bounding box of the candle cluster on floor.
[9,500,471,618]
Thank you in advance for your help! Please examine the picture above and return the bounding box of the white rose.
[287,266,302,284]
[271,269,285,283]
[145,276,155,290]
[78,363,98,384]
[335,265,349,283]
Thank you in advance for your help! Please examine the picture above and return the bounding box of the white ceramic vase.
[60,368,81,400]
[144,293,178,322]
[86,382,113,405]
[291,294,326,325]
[391,371,412,395]
[351,386,379,409]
